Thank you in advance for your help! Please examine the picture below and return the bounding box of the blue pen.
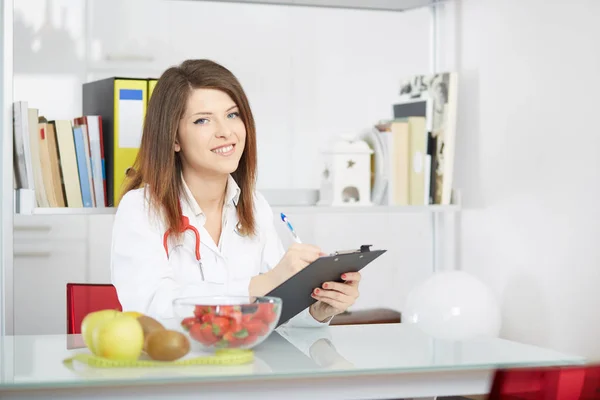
[280,213,302,244]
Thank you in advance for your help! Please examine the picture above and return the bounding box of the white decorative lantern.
[404,271,502,341]
[318,137,373,206]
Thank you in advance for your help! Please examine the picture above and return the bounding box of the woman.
[111,59,361,327]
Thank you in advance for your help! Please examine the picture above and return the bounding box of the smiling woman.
[176,89,248,236]
[123,60,257,240]
[110,59,363,327]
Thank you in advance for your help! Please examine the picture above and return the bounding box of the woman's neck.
[182,170,228,214]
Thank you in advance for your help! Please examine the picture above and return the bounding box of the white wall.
[11,0,442,334]
[456,0,600,358]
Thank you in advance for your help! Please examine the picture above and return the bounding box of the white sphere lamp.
[404,271,502,340]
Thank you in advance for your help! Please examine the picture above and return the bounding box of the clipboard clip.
[332,245,372,256]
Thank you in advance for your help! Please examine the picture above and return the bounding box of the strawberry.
[180,316,198,331]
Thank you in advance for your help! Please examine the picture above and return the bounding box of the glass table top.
[0,323,585,390]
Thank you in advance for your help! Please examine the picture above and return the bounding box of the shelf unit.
[1,0,458,336]
[27,204,460,215]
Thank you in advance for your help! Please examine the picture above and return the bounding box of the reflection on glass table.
[0,324,585,400]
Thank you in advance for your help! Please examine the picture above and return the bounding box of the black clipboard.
[266,245,387,327]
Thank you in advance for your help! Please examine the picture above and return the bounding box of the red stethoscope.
[162,202,201,262]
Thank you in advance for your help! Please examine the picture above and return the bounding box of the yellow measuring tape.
[63,349,254,368]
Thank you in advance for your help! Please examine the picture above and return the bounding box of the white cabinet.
[85,0,170,72]
[13,216,88,335]
[13,243,87,335]
[13,215,86,242]
[12,214,117,335]
[88,215,115,284]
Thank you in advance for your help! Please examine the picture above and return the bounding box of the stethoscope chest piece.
[198,259,205,280]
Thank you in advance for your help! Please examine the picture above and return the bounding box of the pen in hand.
[280,213,302,244]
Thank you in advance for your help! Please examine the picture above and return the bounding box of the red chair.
[488,364,600,399]
[66,283,122,334]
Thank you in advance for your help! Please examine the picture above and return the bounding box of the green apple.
[81,309,121,355]
[92,314,144,361]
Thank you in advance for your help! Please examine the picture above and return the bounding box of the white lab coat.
[110,175,327,328]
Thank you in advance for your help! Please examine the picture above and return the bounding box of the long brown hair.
[122,59,258,239]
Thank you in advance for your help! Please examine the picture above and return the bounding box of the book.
[398,72,459,205]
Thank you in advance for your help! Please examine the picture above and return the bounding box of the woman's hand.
[309,272,361,322]
[250,243,323,296]
[271,243,323,284]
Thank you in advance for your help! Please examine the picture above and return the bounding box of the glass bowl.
[172,296,282,351]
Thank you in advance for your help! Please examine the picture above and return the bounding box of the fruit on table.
[122,311,144,318]
[145,330,190,361]
[189,322,219,346]
[254,303,277,324]
[137,315,166,351]
[181,316,197,331]
[182,303,277,348]
[81,309,121,355]
[137,315,165,336]
[92,314,144,361]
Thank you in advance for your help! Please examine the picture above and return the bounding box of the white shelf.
[273,204,460,213]
[18,204,460,216]
[176,0,446,12]
[26,208,117,215]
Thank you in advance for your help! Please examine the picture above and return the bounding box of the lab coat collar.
[179,175,241,257]
[181,175,241,217]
